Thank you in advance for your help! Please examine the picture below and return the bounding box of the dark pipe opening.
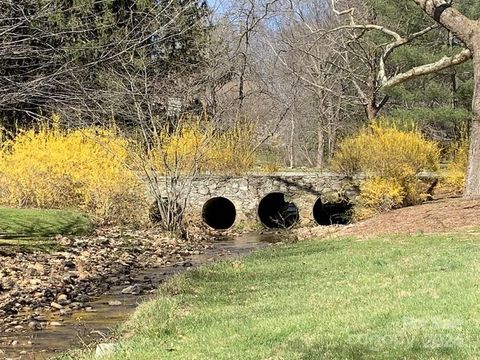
[257,192,299,229]
[202,197,236,230]
[313,198,352,226]
[149,199,182,224]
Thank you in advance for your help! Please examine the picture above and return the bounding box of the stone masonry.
[181,172,360,225]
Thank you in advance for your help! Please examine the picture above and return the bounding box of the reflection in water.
[0,233,283,359]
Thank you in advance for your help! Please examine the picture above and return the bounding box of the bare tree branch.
[382,48,472,89]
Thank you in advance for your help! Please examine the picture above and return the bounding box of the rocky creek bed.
[0,228,280,359]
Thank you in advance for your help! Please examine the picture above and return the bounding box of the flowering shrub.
[149,120,257,175]
[0,116,145,224]
[440,142,468,195]
[332,120,440,220]
[208,122,257,174]
[332,120,440,179]
[353,177,405,221]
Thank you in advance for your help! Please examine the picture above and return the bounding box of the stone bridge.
[179,172,360,230]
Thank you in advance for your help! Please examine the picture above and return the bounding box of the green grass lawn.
[0,208,91,253]
[80,232,480,360]
[0,207,91,237]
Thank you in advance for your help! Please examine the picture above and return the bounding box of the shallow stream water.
[0,233,281,359]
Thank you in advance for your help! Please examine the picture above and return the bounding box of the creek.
[0,233,283,359]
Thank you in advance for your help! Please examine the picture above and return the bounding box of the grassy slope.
[82,232,480,360]
[0,207,91,237]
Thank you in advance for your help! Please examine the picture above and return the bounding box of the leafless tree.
[260,0,360,167]
[203,0,302,167]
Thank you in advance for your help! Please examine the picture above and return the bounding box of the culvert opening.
[202,197,236,230]
[257,192,299,229]
[313,198,352,226]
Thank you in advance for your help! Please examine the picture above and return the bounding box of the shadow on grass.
[0,208,92,254]
[0,208,92,238]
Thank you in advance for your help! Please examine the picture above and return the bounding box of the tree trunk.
[366,71,379,120]
[327,119,336,161]
[366,102,379,120]
[316,125,324,169]
[408,0,478,195]
[289,110,295,169]
[465,40,480,197]
[449,32,458,110]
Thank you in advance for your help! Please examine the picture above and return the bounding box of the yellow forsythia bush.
[354,177,405,221]
[149,120,257,175]
[332,120,440,220]
[441,142,468,194]
[149,121,211,173]
[333,120,440,179]
[0,117,146,224]
[208,122,257,174]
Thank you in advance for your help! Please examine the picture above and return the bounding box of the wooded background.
[1,0,479,170]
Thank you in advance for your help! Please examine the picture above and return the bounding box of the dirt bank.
[294,197,480,240]
[340,197,480,237]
